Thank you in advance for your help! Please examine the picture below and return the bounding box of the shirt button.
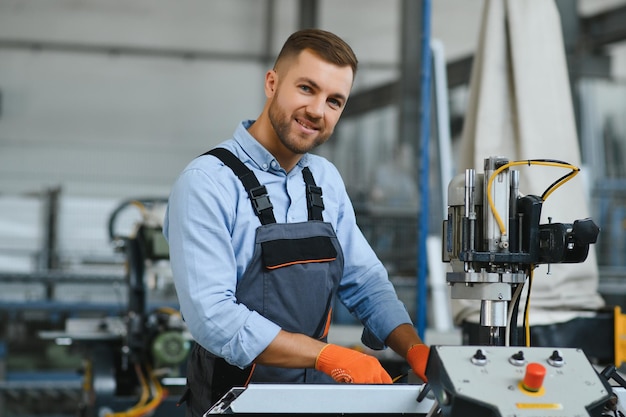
[271,160,278,168]
[262,163,268,170]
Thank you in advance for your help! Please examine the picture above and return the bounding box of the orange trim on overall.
[320,307,333,339]
[265,257,337,270]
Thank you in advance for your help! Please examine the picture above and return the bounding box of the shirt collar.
[233,120,310,172]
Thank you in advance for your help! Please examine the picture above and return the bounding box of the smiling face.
[257,49,354,168]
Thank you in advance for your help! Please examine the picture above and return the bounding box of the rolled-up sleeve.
[164,165,280,368]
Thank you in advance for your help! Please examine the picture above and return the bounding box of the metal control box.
[426,345,613,417]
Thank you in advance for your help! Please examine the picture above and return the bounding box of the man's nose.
[306,97,325,118]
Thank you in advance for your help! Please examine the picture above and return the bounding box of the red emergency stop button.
[521,362,546,392]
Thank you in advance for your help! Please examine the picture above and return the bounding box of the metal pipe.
[415,0,432,341]
[465,169,476,272]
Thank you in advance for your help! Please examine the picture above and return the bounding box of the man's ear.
[265,69,277,98]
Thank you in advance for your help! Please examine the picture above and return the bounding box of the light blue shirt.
[164,120,412,368]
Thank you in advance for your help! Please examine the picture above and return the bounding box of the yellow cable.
[82,359,93,393]
[133,363,150,409]
[392,373,408,383]
[483,160,578,348]
[156,306,181,316]
[128,366,164,417]
[104,364,149,417]
[486,160,579,236]
[104,364,165,417]
[130,200,148,215]
[542,171,578,200]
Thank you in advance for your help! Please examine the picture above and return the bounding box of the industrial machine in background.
[442,156,599,346]
[41,198,190,417]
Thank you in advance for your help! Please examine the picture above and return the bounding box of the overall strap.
[204,148,324,223]
[302,167,324,221]
[205,148,276,225]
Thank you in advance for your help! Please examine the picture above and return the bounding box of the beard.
[268,98,332,155]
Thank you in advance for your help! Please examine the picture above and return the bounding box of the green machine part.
[151,331,190,368]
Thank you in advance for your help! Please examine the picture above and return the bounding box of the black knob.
[509,350,526,366]
[471,349,488,366]
[573,218,600,245]
[548,350,564,367]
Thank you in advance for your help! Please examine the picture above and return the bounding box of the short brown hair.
[274,29,358,76]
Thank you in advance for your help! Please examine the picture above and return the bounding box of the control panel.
[426,345,613,417]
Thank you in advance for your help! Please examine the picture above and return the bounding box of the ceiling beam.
[581,4,626,50]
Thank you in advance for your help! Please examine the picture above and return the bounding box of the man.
[164,29,429,416]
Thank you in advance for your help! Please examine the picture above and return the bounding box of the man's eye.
[300,85,312,93]
[328,98,342,109]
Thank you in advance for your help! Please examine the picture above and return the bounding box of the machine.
[426,345,614,417]
[40,198,190,417]
[442,156,599,346]
[431,156,611,416]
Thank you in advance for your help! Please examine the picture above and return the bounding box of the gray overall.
[182,148,345,416]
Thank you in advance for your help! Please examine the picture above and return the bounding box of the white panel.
[609,41,626,80]
[57,196,124,259]
[272,0,299,54]
[53,283,125,303]
[0,50,264,148]
[0,283,47,300]
[0,0,267,53]
[432,0,484,61]
[319,0,400,64]
[319,0,483,66]
[0,143,212,196]
[0,195,42,271]
[0,49,265,196]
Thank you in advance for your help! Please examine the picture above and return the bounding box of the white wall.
[0,0,417,268]
[0,51,265,196]
[1,0,623,269]
[0,0,492,199]
[0,0,277,198]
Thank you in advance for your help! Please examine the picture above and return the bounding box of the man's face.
[267,49,353,155]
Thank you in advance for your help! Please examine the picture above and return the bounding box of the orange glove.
[407,344,430,382]
[315,344,393,384]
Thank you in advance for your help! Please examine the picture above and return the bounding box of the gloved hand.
[406,344,430,382]
[315,344,393,384]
